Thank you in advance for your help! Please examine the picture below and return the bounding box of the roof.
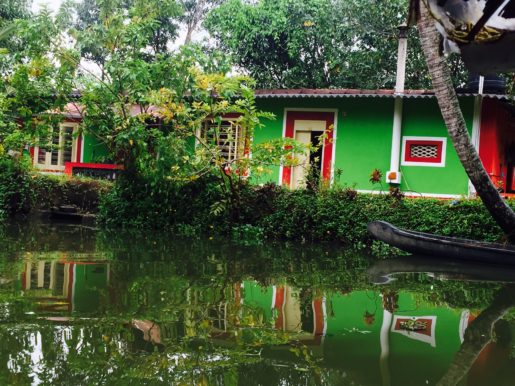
[254,88,513,100]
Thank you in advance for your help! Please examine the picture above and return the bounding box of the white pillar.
[387,25,409,185]
[468,76,484,197]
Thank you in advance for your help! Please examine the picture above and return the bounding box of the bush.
[0,153,111,220]
[0,154,33,218]
[3,156,511,249]
[31,174,111,213]
[97,177,513,248]
[97,174,227,231]
[259,189,511,246]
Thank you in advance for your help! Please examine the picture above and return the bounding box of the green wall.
[82,135,109,163]
[399,98,474,195]
[253,96,474,196]
[78,95,475,196]
[73,263,109,313]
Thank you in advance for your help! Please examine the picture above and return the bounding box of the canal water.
[0,221,514,385]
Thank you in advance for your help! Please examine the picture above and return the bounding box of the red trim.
[478,99,515,191]
[273,286,286,330]
[76,136,82,163]
[67,263,74,312]
[312,298,325,336]
[510,167,515,192]
[282,111,335,187]
[404,140,443,163]
[21,270,27,290]
[64,162,123,175]
[29,147,35,159]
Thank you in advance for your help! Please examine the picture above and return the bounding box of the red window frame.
[404,139,444,164]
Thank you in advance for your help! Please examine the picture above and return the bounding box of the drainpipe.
[386,25,409,185]
[468,76,484,197]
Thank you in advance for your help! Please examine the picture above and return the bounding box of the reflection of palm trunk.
[437,285,515,386]
[380,309,393,386]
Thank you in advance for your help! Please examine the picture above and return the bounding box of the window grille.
[409,144,439,159]
[402,137,446,167]
[34,124,78,171]
[203,119,246,164]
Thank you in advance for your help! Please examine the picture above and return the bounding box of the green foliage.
[73,0,182,64]
[0,154,32,218]
[0,152,111,219]
[31,174,112,213]
[205,0,468,89]
[98,177,513,250]
[260,189,512,246]
[0,8,77,152]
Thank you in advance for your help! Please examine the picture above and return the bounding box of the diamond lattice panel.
[410,144,438,159]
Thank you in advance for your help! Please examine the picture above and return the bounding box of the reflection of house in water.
[21,260,110,313]
[241,281,512,386]
[270,285,326,345]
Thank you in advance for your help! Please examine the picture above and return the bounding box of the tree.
[73,0,182,68]
[0,7,77,152]
[179,0,224,45]
[205,0,467,89]
[0,0,31,54]
[415,0,515,241]
[1,2,303,201]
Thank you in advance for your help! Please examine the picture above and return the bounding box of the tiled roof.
[254,88,512,99]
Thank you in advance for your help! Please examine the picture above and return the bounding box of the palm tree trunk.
[417,1,515,242]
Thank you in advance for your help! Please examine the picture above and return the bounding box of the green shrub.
[97,177,513,249]
[97,174,227,232]
[0,155,111,220]
[3,158,511,250]
[0,154,33,218]
[31,174,112,213]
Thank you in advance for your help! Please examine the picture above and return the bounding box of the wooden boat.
[367,221,515,266]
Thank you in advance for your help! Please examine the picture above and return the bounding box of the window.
[201,117,247,165]
[401,136,447,167]
[33,123,80,171]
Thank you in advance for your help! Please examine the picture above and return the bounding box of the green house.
[30,89,515,198]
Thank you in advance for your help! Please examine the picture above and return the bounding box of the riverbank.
[2,165,513,251]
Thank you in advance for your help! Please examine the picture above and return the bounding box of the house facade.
[30,89,515,198]
[251,89,515,198]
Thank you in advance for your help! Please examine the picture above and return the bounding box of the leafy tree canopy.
[73,0,183,66]
[205,0,467,89]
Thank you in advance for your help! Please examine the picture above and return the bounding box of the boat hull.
[367,221,515,266]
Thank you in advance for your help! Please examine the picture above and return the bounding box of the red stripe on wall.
[274,286,285,330]
[67,263,74,312]
[312,298,325,336]
[76,135,82,163]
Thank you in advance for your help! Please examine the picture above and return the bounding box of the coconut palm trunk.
[417,1,515,242]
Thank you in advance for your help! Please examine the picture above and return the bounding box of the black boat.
[367,221,515,266]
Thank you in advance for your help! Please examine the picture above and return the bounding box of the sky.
[33,0,62,13]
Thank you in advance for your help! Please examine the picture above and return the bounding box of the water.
[0,221,514,386]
